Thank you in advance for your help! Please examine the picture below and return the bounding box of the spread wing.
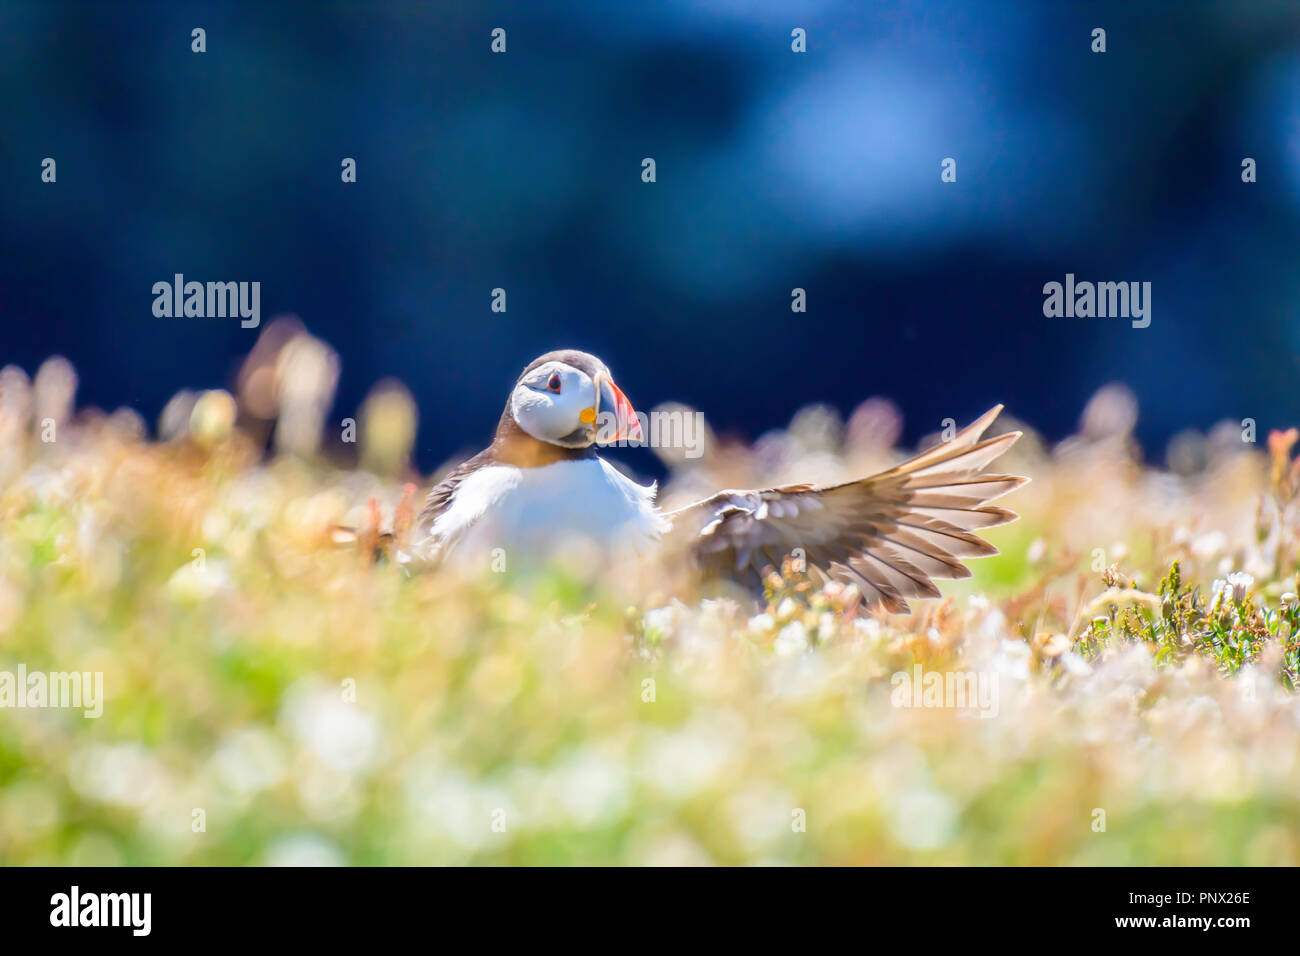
[661,405,1027,612]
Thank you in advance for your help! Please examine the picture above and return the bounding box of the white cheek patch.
[511,388,562,442]
[511,376,597,444]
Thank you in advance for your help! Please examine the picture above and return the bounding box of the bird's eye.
[547,374,562,392]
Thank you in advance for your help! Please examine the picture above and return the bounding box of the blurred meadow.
[1,321,1298,866]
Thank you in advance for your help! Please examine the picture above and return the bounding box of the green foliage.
[2,411,1300,865]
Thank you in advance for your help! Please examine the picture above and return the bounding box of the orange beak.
[594,372,643,444]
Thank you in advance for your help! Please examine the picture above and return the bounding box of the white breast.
[429,458,667,570]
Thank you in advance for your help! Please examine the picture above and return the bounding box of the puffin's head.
[509,350,643,449]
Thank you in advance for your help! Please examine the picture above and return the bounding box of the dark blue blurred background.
[4,0,1300,471]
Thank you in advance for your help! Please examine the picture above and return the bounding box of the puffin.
[408,349,1027,612]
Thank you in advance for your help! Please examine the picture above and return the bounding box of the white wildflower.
[774,620,809,656]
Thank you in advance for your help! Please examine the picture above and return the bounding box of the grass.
[1,354,1299,865]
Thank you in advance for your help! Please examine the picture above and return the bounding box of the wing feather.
[662,406,1027,610]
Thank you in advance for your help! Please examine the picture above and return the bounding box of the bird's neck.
[490,413,595,468]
